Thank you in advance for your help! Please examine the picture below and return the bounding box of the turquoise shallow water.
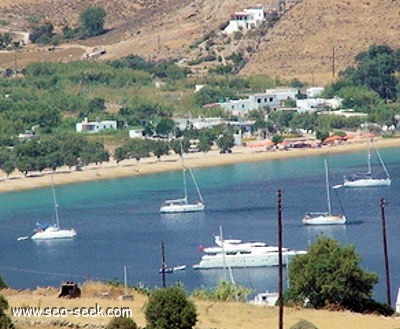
[0,146,399,303]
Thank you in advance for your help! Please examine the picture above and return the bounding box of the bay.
[1,147,400,304]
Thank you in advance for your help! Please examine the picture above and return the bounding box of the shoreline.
[0,137,399,193]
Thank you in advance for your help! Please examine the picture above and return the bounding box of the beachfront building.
[175,117,226,131]
[224,5,265,34]
[76,117,117,133]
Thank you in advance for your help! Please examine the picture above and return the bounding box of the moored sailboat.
[302,160,347,225]
[31,175,77,240]
[160,144,204,214]
[341,143,391,188]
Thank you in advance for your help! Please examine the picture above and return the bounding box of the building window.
[257,98,261,103]
[269,97,273,102]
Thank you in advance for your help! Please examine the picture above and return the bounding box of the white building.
[129,129,144,138]
[218,88,298,116]
[218,93,280,116]
[265,88,299,103]
[175,117,225,131]
[224,6,265,34]
[76,117,117,133]
[296,96,343,113]
[306,87,324,98]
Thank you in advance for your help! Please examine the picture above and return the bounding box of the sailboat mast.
[182,167,188,202]
[179,141,189,203]
[324,160,332,215]
[51,174,60,228]
[219,225,235,285]
[367,144,372,175]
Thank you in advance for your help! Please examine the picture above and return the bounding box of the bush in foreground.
[106,316,137,329]
[285,237,394,315]
[145,285,197,329]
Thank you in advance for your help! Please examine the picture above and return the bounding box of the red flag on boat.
[199,245,204,252]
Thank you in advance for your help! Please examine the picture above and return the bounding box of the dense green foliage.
[0,275,7,290]
[339,45,400,102]
[79,7,107,37]
[0,43,399,176]
[29,7,107,44]
[106,316,137,329]
[0,295,13,329]
[286,237,393,315]
[145,285,197,329]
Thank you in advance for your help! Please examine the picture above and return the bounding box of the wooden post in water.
[277,189,283,329]
[380,198,391,306]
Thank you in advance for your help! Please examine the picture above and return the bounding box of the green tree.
[106,316,137,329]
[216,132,234,153]
[125,139,150,164]
[247,109,266,130]
[0,294,13,329]
[340,45,398,101]
[151,140,170,161]
[315,130,329,142]
[0,274,7,290]
[198,134,212,153]
[80,7,107,37]
[114,145,128,164]
[271,134,284,145]
[0,33,12,50]
[286,237,382,313]
[170,138,190,155]
[155,118,175,137]
[88,97,106,113]
[29,22,55,44]
[145,285,197,329]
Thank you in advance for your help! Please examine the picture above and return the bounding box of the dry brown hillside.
[1,0,400,86]
[4,282,400,329]
[239,0,400,85]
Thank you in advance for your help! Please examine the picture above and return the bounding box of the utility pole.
[380,198,391,306]
[332,46,335,78]
[277,189,283,329]
[161,241,167,288]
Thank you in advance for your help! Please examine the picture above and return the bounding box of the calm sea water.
[1,147,400,303]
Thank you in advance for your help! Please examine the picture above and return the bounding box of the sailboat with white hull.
[31,175,77,240]
[341,143,391,188]
[302,160,347,225]
[160,146,204,214]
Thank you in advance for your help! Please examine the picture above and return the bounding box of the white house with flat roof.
[76,117,117,133]
[218,93,280,116]
[224,5,265,34]
[307,87,324,98]
[265,88,298,102]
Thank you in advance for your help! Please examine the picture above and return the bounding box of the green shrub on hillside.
[107,316,137,329]
[145,285,197,329]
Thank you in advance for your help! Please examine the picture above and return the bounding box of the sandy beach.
[1,137,399,193]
